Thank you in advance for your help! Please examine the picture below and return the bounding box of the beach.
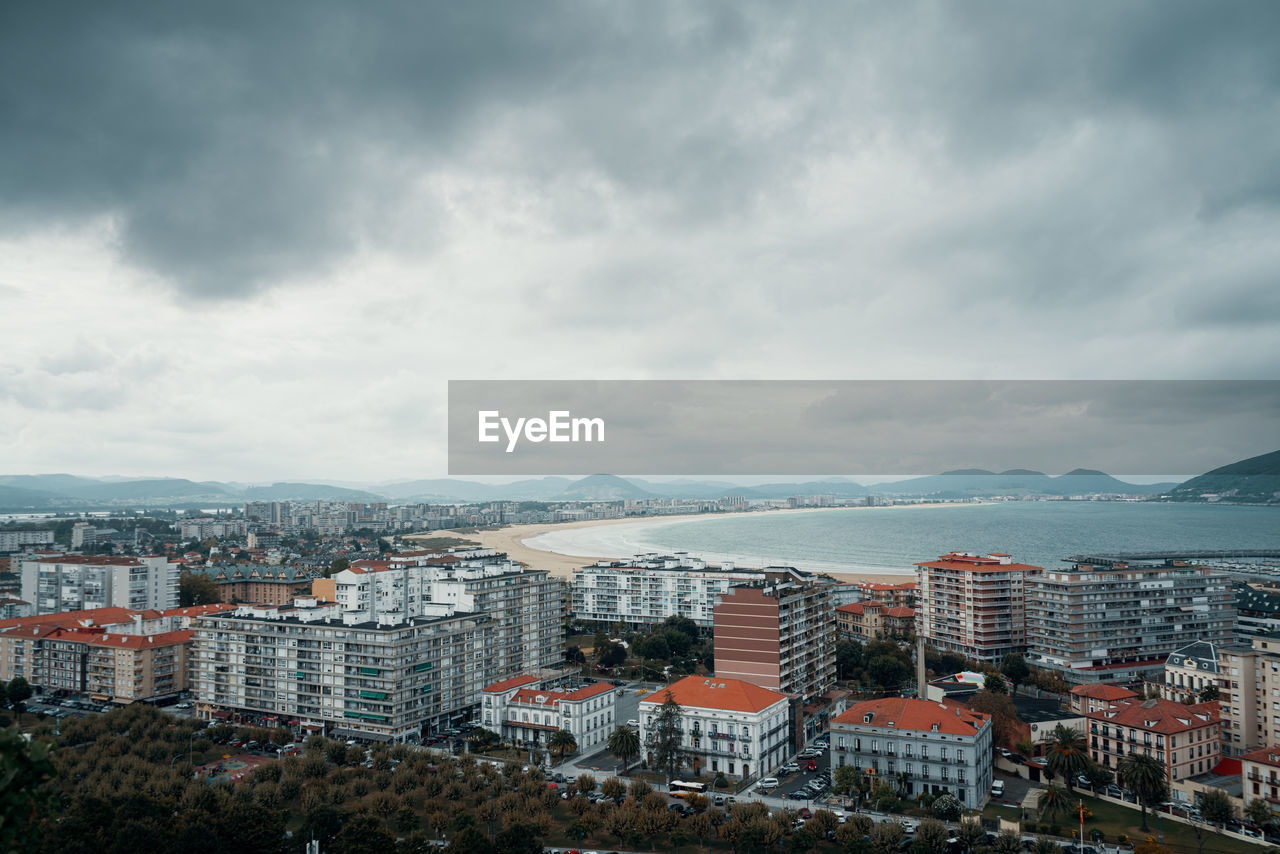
[405,504,979,581]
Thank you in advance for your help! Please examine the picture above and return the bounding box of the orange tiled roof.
[0,606,138,631]
[915,553,1043,574]
[482,675,541,694]
[639,676,789,713]
[836,603,866,615]
[833,697,991,737]
[1085,697,1219,734]
[1240,746,1280,768]
[884,606,916,618]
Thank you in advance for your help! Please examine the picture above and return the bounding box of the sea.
[524,501,1280,577]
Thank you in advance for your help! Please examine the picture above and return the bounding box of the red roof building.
[1085,697,1220,783]
[915,552,1043,666]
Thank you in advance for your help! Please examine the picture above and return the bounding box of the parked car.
[806,761,819,772]
[799,808,813,819]
[626,719,639,728]
[991,780,1005,798]
[758,777,779,789]
[900,820,919,834]
[781,763,799,773]
[787,792,809,801]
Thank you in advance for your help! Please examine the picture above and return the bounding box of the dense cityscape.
[3,486,1280,854]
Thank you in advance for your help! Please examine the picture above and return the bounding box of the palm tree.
[895,770,911,798]
[608,725,640,774]
[1116,753,1167,832]
[1045,725,1089,791]
[1039,783,1069,821]
[549,728,577,761]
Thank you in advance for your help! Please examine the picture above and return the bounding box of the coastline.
[405,502,982,581]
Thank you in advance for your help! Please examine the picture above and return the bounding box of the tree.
[932,793,962,821]
[609,725,640,773]
[833,764,861,797]
[332,813,397,854]
[870,822,905,854]
[984,672,1008,694]
[549,728,577,761]
[327,557,350,577]
[1039,783,1069,820]
[866,655,910,690]
[1246,798,1274,828]
[1083,762,1113,790]
[1000,654,1031,695]
[993,830,1023,854]
[494,821,544,854]
[1044,725,1089,790]
[955,819,986,854]
[1117,753,1168,832]
[0,726,55,853]
[914,819,951,854]
[178,570,220,606]
[1198,788,1234,826]
[599,643,627,668]
[1199,684,1219,703]
[6,677,32,714]
[648,691,686,781]
[836,639,864,682]
[966,690,1024,749]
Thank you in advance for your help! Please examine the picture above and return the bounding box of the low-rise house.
[639,676,792,780]
[830,697,993,809]
[480,676,617,755]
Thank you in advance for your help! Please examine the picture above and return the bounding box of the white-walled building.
[329,558,563,676]
[639,675,792,780]
[571,555,778,629]
[830,697,994,809]
[480,676,617,755]
[19,554,180,615]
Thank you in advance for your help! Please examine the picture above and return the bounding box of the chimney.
[916,635,927,700]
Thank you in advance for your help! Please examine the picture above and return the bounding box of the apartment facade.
[200,564,315,605]
[0,604,221,701]
[1026,561,1236,686]
[481,676,617,754]
[639,676,792,780]
[915,553,1042,665]
[329,559,564,676]
[571,555,772,630]
[1068,683,1140,716]
[830,697,994,809]
[191,599,496,741]
[714,576,835,703]
[0,530,55,552]
[1217,634,1280,756]
[1085,697,1220,784]
[1241,747,1280,807]
[19,554,180,615]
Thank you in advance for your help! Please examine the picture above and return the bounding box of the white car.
[991,780,1005,798]
[626,719,639,727]
[901,820,919,834]
[758,777,780,789]
[781,762,799,773]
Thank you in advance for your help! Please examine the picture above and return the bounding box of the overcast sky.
[2,3,1278,482]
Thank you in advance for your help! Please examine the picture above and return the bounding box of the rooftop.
[833,697,991,737]
[639,675,790,713]
[1085,697,1219,733]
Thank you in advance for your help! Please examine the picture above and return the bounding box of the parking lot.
[754,737,833,804]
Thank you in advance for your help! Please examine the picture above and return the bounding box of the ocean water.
[524,502,1280,576]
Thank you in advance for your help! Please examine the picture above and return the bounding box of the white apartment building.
[571,555,773,629]
[19,554,180,615]
[481,675,617,755]
[1161,640,1221,704]
[179,517,247,540]
[639,676,792,780]
[329,558,563,676]
[0,530,55,552]
[191,597,495,740]
[830,697,994,809]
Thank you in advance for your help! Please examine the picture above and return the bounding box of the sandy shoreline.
[405,503,979,582]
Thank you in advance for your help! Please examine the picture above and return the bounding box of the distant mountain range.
[1162,449,1280,505]
[0,465,1193,512]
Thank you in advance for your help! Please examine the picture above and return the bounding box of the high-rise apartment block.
[1025,560,1235,686]
[915,553,1042,665]
[713,575,835,703]
[19,554,181,615]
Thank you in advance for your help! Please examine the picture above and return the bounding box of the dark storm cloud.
[1,0,1279,314]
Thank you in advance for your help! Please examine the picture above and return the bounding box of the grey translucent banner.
[447,380,1280,476]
